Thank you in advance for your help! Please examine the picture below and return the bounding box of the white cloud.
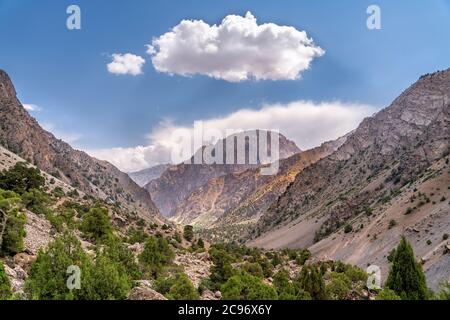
[107,53,146,76]
[147,11,324,82]
[87,101,376,172]
[23,104,42,112]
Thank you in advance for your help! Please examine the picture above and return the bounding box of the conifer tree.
[385,236,428,300]
[296,265,327,300]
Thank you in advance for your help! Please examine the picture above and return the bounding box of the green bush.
[273,269,305,300]
[385,236,428,300]
[139,236,174,278]
[102,237,141,281]
[296,249,312,266]
[376,288,401,300]
[208,247,235,291]
[241,262,264,279]
[183,225,194,242]
[437,282,450,300]
[25,233,91,300]
[25,233,136,300]
[22,188,51,215]
[127,227,149,244]
[326,272,351,300]
[80,207,113,243]
[0,262,12,300]
[155,273,199,300]
[296,265,327,300]
[52,187,65,198]
[344,224,353,234]
[0,190,26,256]
[79,252,131,300]
[0,162,45,195]
[221,272,278,300]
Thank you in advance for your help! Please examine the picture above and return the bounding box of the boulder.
[128,281,167,300]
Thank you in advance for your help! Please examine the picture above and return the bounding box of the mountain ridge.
[0,70,160,220]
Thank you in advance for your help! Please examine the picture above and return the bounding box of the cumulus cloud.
[147,11,324,82]
[23,104,42,112]
[87,101,376,172]
[107,53,146,76]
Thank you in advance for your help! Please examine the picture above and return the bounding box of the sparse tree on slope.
[385,236,428,300]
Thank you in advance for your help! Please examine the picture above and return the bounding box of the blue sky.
[1,0,449,171]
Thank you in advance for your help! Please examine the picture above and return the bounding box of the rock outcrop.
[0,70,160,220]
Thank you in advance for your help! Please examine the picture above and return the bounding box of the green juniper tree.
[296,265,327,300]
[385,236,428,300]
[0,262,12,300]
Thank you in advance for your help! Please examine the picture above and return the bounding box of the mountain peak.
[0,70,16,99]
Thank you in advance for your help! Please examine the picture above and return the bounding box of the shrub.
[376,288,401,300]
[102,237,141,281]
[79,252,131,300]
[0,190,26,256]
[52,187,65,198]
[296,249,311,266]
[221,272,278,300]
[0,262,12,300]
[241,262,264,279]
[22,188,51,215]
[25,233,135,300]
[272,269,309,300]
[296,266,327,300]
[183,225,194,242]
[443,234,449,241]
[388,219,397,229]
[25,233,91,300]
[127,227,149,244]
[0,162,45,195]
[80,207,113,243]
[167,273,199,300]
[344,224,353,234]
[438,282,450,300]
[208,247,235,291]
[385,236,428,300]
[139,236,174,278]
[326,272,351,300]
[197,237,205,249]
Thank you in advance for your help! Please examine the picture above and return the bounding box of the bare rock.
[128,281,167,300]
[201,289,216,300]
[24,210,53,255]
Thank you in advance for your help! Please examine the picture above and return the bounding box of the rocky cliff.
[0,70,159,220]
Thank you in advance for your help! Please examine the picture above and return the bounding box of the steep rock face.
[128,164,170,187]
[249,69,450,290]
[254,69,450,239]
[171,137,345,231]
[146,131,300,217]
[0,70,159,219]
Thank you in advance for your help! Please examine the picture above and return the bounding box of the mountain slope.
[128,164,170,187]
[146,130,300,217]
[0,70,159,219]
[249,69,450,289]
[171,137,345,233]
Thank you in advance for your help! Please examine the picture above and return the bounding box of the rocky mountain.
[146,130,300,217]
[0,70,159,220]
[249,69,450,289]
[171,137,346,238]
[128,164,171,187]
